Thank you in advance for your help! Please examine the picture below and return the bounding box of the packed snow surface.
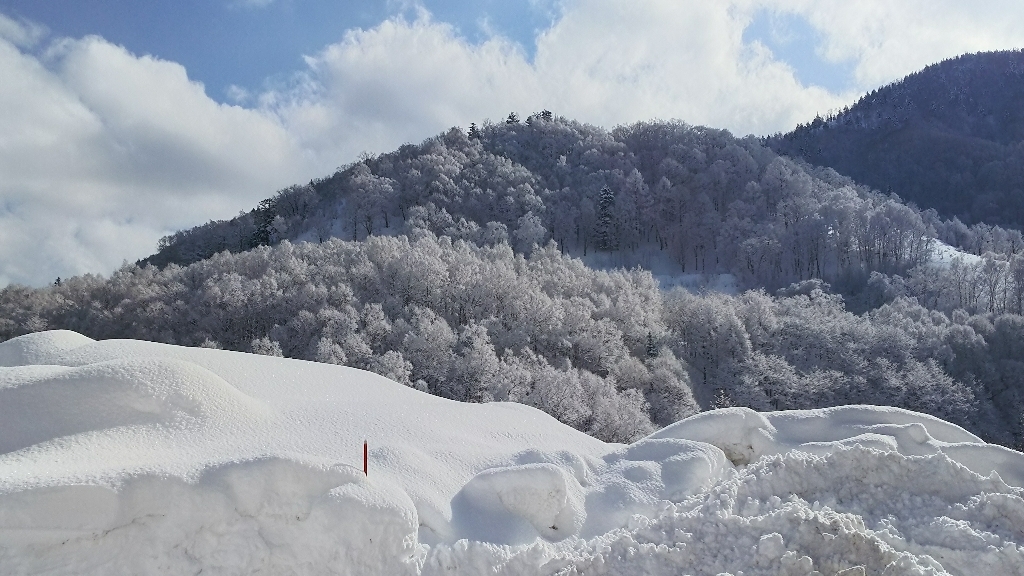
[1,331,1022,575]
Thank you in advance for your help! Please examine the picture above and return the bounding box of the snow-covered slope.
[1,331,1022,575]
[928,239,983,269]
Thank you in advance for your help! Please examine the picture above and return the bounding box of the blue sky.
[1,0,1023,287]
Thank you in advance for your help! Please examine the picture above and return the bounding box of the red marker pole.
[363,440,368,476]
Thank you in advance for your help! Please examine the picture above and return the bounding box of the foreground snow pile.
[1,331,1022,575]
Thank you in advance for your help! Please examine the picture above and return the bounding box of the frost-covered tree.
[251,336,283,357]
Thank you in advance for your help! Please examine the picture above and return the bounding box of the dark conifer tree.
[646,332,658,358]
[597,187,616,251]
[249,198,277,248]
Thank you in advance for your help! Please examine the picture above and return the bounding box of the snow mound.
[452,462,586,544]
[0,330,94,367]
[1,331,1023,575]
[653,405,1024,486]
[0,458,422,576]
[579,437,731,538]
[0,357,269,455]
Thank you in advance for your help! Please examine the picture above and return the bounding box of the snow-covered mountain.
[144,116,943,293]
[2,330,1022,575]
[768,50,1024,229]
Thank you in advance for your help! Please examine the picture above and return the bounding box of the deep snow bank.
[0,330,1022,575]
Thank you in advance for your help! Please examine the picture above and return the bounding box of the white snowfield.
[1,331,1022,575]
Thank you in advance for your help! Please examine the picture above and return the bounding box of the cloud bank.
[2,0,1024,286]
[0,34,318,286]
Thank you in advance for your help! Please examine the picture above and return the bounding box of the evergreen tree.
[597,187,616,251]
[249,198,277,248]
[646,332,658,358]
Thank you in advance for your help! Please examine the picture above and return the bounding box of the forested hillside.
[143,116,941,291]
[769,50,1024,228]
[5,113,1024,447]
[0,235,1002,443]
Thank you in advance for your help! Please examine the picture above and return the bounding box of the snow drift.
[0,330,1022,575]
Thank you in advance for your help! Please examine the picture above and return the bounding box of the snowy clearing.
[1,330,1022,575]
[928,240,983,270]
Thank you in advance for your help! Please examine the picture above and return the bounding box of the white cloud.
[0,35,320,286]
[771,0,1024,88]
[270,10,541,160]
[531,0,839,134]
[4,0,1024,286]
[226,84,252,104]
[0,12,46,48]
